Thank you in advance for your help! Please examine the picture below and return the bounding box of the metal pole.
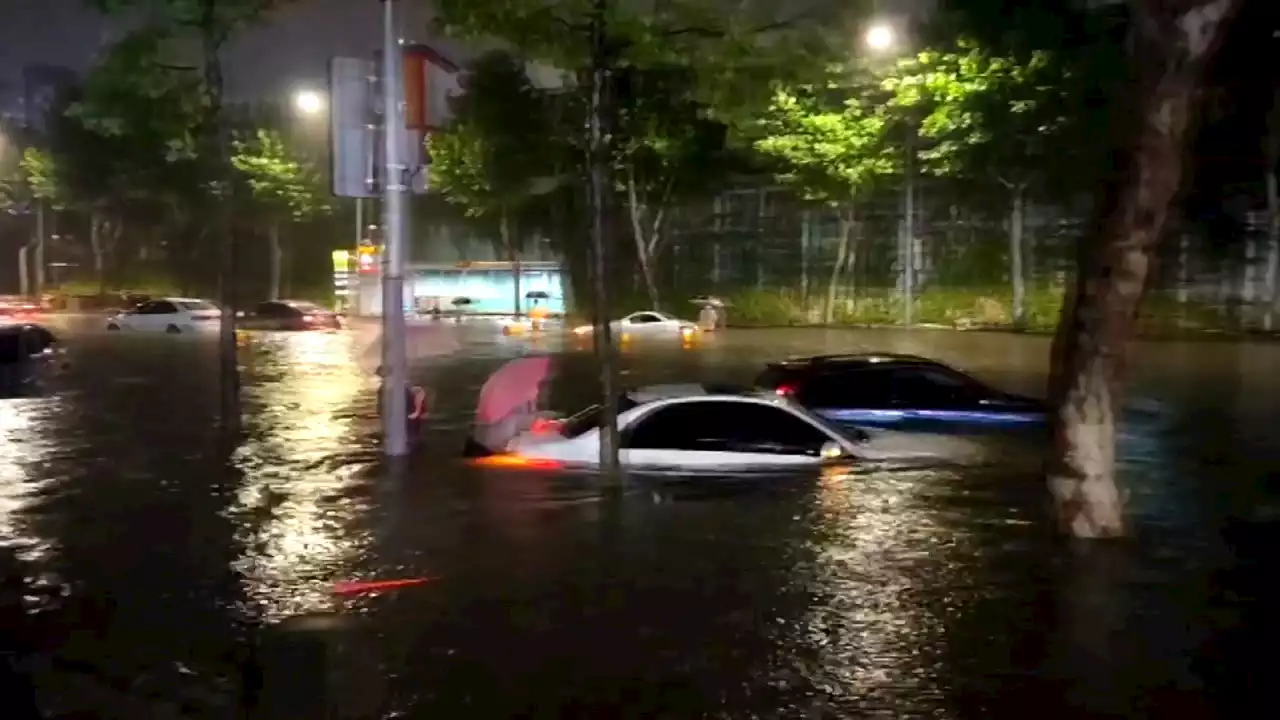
[903,124,916,327]
[380,0,409,457]
[355,197,363,314]
[589,0,620,476]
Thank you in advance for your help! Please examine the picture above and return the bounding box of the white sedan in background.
[571,311,698,341]
[106,298,222,334]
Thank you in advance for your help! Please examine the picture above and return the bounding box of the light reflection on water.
[232,330,375,621]
[6,324,1280,717]
[0,396,58,562]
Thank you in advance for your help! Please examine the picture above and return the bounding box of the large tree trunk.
[1046,0,1239,538]
[268,221,282,300]
[824,206,856,325]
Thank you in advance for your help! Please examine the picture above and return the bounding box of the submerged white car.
[106,298,221,334]
[571,311,698,341]
[473,384,987,471]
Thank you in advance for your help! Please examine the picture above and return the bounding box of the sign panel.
[329,57,379,198]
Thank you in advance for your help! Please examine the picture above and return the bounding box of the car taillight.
[301,314,315,323]
[191,313,216,320]
[530,417,562,434]
[775,383,797,397]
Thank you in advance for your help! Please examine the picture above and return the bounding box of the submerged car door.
[621,401,834,469]
[127,301,168,331]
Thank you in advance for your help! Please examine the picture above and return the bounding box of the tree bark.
[89,211,106,297]
[1046,0,1239,539]
[268,221,282,301]
[625,164,668,310]
[1264,89,1280,331]
[1006,182,1027,328]
[824,206,856,325]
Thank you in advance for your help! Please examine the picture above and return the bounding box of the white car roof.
[163,297,215,303]
[627,383,756,403]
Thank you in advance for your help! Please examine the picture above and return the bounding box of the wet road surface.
[3,321,1280,717]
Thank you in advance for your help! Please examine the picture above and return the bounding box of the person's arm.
[408,386,428,419]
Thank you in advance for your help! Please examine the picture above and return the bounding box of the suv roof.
[767,353,945,371]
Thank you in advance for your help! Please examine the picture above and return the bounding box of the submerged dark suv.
[754,353,1045,428]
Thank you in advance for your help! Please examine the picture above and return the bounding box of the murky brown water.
[3,320,1279,717]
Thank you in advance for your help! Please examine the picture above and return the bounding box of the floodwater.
[3,320,1280,718]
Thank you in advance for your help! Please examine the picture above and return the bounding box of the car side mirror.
[819,440,844,460]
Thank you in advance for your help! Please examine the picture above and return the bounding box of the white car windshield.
[177,301,218,311]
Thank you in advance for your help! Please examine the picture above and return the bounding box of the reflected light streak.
[791,465,980,712]
[0,397,58,562]
[231,333,374,620]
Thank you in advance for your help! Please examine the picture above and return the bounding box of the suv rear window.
[753,366,795,392]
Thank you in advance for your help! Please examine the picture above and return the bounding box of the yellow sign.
[331,250,351,273]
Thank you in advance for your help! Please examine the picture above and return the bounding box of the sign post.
[379,0,410,457]
[329,4,456,457]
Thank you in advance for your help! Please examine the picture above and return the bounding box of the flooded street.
[4,322,1280,718]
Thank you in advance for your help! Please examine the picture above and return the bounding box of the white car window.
[624,401,832,455]
[627,313,662,324]
[177,301,217,311]
[143,301,178,315]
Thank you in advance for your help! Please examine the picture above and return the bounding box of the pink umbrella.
[476,356,552,424]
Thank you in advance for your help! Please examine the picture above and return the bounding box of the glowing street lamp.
[294,89,325,116]
[864,23,897,53]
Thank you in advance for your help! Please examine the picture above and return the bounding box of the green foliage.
[232,129,329,222]
[434,0,847,129]
[429,51,559,223]
[88,0,289,38]
[751,69,896,204]
[18,148,64,205]
[880,41,1070,187]
[58,30,207,210]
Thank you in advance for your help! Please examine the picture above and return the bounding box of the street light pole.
[379,0,410,457]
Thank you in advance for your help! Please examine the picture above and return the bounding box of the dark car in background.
[0,323,63,396]
[238,300,342,331]
[754,353,1046,429]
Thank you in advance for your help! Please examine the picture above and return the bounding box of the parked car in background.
[0,296,43,325]
[237,300,342,331]
[571,311,698,342]
[105,298,221,334]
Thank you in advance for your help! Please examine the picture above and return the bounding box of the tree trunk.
[1046,0,1239,539]
[268,221,282,301]
[1264,88,1280,332]
[824,207,855,325]
[500,206,521,316]
[89,212,106,297]
[1266,170,1280,331]
[626,168,661,310]
[1009,183,1027,328]
[199,0,238,433]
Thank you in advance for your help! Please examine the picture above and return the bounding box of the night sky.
[0,0,448,103]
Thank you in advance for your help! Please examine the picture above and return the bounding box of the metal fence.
[655,182,1280,331]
